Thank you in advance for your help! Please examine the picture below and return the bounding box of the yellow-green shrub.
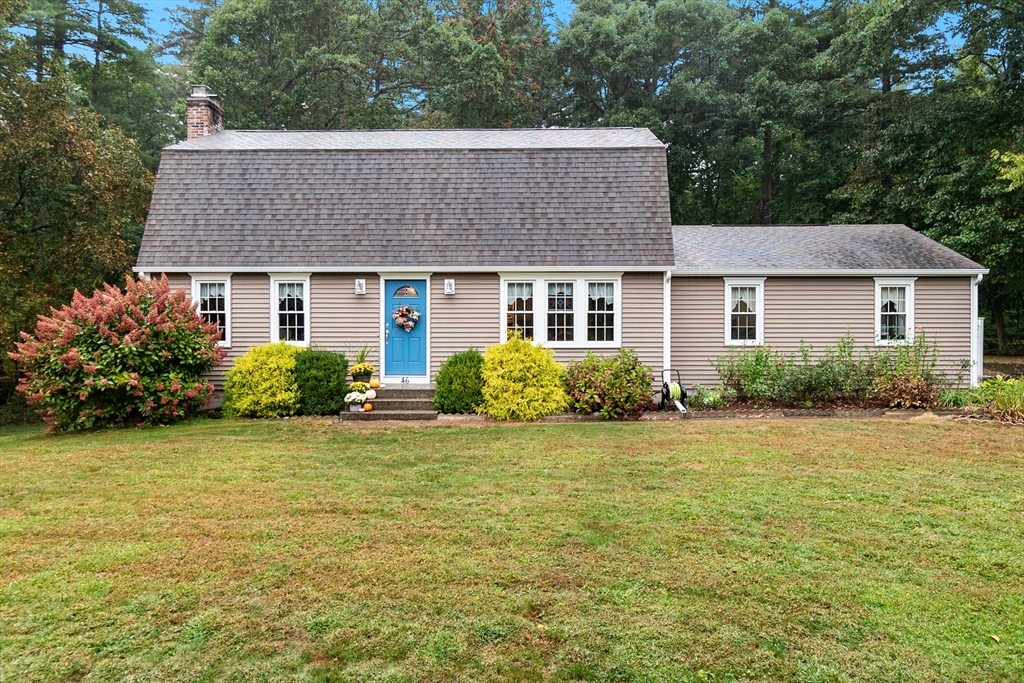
[223,343,303,418]
[478,335,569,421]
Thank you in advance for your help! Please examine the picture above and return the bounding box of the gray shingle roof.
[672,224,986,272]
[137,128,674,270]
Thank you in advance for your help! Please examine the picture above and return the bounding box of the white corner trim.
[190,273,232,347]
[269,274,311,347]
[723,277,765,346]
[874,277,916,346]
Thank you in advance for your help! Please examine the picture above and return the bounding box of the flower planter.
[348,405,363,412]
[352,374,371,383]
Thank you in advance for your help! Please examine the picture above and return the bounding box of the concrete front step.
[371,387,435,400]
[370,397,436,411]
[338,409,438,421]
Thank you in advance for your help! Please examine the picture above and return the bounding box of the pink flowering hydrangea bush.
[9,275,226,431]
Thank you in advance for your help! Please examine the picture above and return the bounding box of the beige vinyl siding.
[550,272,665,376]
[763,277,874,350]
[430,273,500,376]
[672,275,974,387]
[310,273,381,370]
[210,274,270,387]
[916,277,972,377]
[621,271,664,376]
[165,273,191,292]
[670,277,725,386]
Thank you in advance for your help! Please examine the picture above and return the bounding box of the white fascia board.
[134,265,668,274]
[671,268,989,277]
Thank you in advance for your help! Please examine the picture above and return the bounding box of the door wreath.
[392,304,421,332]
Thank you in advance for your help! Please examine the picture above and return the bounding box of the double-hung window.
[875,277,915,345]
[506,282,535,339]
[547,282,575,342]
[502,275,620,347]
[191,275,231,346]
[270,274,311,346]
[587,282,615,342]
[724,278,764,346]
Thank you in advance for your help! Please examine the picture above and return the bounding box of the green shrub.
[874,375,940,408]
[295,348,348,415]
[939,389,973,408]
[712,333,944,408]
[777,336,878,406]
[688,383,727,410]
[714,345,790,405]
[223,343,303,418]
[8,276,224,431]
[939,377,1023,421]
[992,378,1024,423]
[434,349,485,414]
[870,334,942,408]
[479,335,569,421]
[563,349,654,420]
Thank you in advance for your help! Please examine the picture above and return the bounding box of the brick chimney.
[186,84,224,140]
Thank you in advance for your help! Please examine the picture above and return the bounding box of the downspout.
[971,274,983,387]
[663,271,672,376]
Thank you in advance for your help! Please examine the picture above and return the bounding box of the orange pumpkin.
[363,402,373,412]
[369,378,381,388]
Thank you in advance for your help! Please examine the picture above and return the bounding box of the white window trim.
[874,277,916,346]
[190,273,231,347]
[723,277,765,346]
[269,273,311,347]
[498,274,622,349]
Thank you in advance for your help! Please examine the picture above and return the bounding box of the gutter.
[135,265,676,274]
[670,268,990,277]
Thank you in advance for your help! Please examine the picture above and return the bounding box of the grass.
[1,417,1023,682]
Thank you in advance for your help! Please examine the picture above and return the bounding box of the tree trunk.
[760,126,773,224]
[92,1,103,101]
[881,71,892,94]
[32,16,44,81]
[54,0,68,59]
[992,298,1007,355]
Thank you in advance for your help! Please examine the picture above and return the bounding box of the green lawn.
[1,418,1022,682]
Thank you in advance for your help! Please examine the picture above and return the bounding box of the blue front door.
[384,279,427,378]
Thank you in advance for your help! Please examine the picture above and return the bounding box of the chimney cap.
[190,84,218,98]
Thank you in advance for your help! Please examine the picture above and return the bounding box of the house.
[135,86,988,393]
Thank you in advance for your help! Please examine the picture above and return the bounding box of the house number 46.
[401,376,410,384]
